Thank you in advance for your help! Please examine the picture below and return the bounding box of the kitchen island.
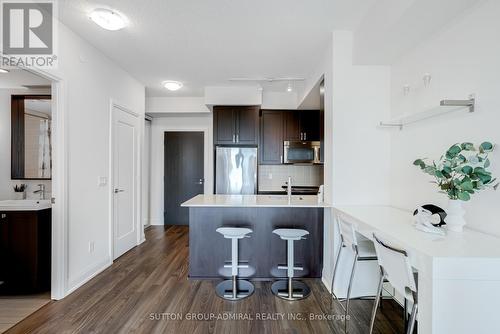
[181,194,329,280]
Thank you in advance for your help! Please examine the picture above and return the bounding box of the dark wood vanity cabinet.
[0,209,51,294]
[213,106,259,145]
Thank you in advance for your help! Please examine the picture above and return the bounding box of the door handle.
[114,188,125,193]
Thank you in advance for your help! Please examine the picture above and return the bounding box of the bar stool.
[369,234,418,334]
[271,228,310,300]
[331,215,378,333]
[215,227,255,301]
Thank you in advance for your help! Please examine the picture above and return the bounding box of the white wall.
[315,31,391,296]
[0,88,52,200]
[331,31,392,205]
[389,0,500,236]
[149,114,213,225]
[46,23,145,294]
[146,97,210,113]
[261,91,298,109]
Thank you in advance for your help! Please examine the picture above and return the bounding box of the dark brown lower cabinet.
[0,209,51,294]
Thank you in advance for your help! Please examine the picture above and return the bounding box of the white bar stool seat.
[215,227,254,301]
[271,228,311,301]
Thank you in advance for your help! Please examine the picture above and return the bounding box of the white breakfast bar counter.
[333,205,500,334]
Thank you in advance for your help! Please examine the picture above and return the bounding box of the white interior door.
[112,105,138,259]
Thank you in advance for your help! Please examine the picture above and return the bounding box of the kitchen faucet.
[33,184,46,200]
[287,176,292,203]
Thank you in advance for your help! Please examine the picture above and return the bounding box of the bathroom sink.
[0,199,51,211]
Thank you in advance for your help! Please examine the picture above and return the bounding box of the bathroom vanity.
[0,200,51,294]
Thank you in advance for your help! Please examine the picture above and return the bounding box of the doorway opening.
[0,67,63,331]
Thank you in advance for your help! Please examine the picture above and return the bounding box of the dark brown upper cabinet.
[284,110,320,142]
[300,110,321,141]
[260,109,322,165]
[284,111,301,141]
[213,106,259,145]
[11,95,52,180]
[260,110,284,164]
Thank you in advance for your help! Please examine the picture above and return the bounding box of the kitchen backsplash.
[258,165,324,192]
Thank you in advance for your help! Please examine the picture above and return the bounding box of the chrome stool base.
[271,278,310,301]
[215,277,254,301]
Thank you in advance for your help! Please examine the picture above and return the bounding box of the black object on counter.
[413,204,447,227]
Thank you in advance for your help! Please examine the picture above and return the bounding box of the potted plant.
[13,184,27,200]
[413,142,498,232]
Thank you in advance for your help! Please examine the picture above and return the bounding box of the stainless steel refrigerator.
[215,146,258,194]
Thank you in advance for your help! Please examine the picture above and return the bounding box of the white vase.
[13,192,24,200]
[445,199,466,232]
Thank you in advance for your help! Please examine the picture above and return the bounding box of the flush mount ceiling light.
[162,81,183,91]
[0,68,10,73]
[89,8,127,31]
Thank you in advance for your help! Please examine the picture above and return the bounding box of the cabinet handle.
[280,155,283,164]
[233,134,236,143]
[236,134,239,143]
[300,133,303,140]
[304,132,307,140]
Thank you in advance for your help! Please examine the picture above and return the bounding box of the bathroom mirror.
[11,95,52,180]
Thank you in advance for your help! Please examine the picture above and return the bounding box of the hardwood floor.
[6,226,406,334]
[0,293,50,333]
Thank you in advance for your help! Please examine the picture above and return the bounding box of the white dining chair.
[369,233,418,334]
[331,215,378,333]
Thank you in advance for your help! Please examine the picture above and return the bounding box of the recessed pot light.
[0,68,9,73]
[90,8,127,31]
[162,81,183,91]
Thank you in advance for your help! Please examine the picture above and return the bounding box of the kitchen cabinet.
[260,109,322,165]
[284,110,320,141]
[213,106,259,145]
[260,110,284,164]
[0,209,51,293]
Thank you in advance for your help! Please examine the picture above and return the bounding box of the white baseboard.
[322,275,332,293]
[66,257,112,297]
[149,218,163,226]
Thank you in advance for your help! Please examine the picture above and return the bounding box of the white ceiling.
[58,0,377,97]
[0,69,51,90]
[353,0,485,65]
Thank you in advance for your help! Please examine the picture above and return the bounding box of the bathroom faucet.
[33,184,46,200]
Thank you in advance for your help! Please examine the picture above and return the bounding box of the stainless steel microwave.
[283,141,321,164]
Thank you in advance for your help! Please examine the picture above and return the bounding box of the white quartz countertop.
[181,194,331,208]
[0,199,52,211]
[334,205,500,259]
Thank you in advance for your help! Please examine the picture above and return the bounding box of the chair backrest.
[373,233,417,300]
[336,214,358,248]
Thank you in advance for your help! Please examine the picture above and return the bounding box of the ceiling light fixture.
[89,8,127,31]
[0,68,10,73]
[162,81,183,91]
